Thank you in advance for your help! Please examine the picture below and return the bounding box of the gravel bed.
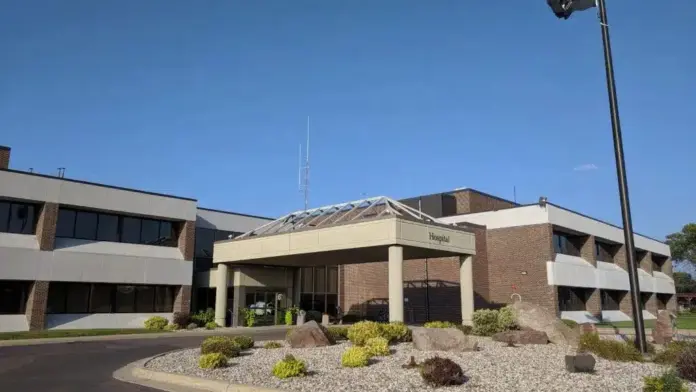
[146,338,694,392]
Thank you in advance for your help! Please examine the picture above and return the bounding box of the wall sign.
[429,232,450,244]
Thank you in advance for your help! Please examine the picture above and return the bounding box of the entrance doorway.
[245,290,286,326]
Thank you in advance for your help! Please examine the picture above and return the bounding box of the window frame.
[46,282,177,314]
[0,200,38,235]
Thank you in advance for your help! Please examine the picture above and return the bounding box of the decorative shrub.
[191,308,215,327]
[241,308,256,327]
[186,322,198,330]
[172,312,191,328]
[562,319,579,328]
[381,322,411,343]
[472,310,500,336]
[144,316,169,331]
[328,326,349,341]
[420,356,466,387]
[200,336,241,358]
[232,335,255,350]
[578,333,642,362]
[272,354,307,379]
[676,344,696,382]
[347,321,383,346]
[424,321,456,329]
[264,341,283,349]
[205,321,218,330]
[164,323,179,331]
[497,306,517,331]
[198,353,227,369]
[644,370,689,392]
[285,310,293,326]
[341,347,370,368]
[365,337,390,357]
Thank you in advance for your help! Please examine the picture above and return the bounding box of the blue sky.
[1,1,694,240]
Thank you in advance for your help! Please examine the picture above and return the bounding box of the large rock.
[652,311,675,345]
[565,352,596,373]
[492,330,548,345]
[286,320,334,348]
[412,327,479,352]
[510,302,580,347]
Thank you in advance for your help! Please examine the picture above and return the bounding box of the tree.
[666,223,696,264]
[674,272,696,293]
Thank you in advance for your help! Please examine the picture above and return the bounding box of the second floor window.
[56,208,176,247]
[0,200,37,235]
[193,227,242,272]
[553,233,572,255]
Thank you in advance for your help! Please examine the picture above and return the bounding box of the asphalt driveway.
[0,329,287,391]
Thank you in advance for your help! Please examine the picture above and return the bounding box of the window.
[46,283,68,313]
[96,214,119,242]
[601,289,625,311]
[135,286,155,312]
[90,284,113,313]
[115,285,136,313]
[327,267,338,294]
[155,286,175,312]
[0,201,37,234]
[55,208,177,247]
[194,257,213,273]
[657,294,671,310]
[315,267,326,293]
[0,280,30,314]
[47,282,178,314]
[301,268,313,292]
[66,283,91,313]
[74,211,98,240]
[553,232,579,256]
[557,286,589,312]
[195,228,215,258]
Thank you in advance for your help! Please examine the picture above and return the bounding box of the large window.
[557,286,590,312]
[193,227,242,272]
[0,280,30,314]
[0,201,37,235]
[553,232,580,256]
[595,241,615,263]
[299,266,339,315]
[46,282,178,314]
[657,294,672,310]
[56,208,177,247]
[601,289,625,311]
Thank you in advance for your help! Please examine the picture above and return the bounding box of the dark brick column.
[586,289,601,318]
[177,220,195,261]
[0,145,10,169]
[645,293,658,316]
[25,281,50,330]
[173,285,191,314]
[619,290,634,317]
[36,203,58,251]
[579,235,596,266]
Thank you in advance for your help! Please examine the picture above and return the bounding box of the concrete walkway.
[0,325,289,347]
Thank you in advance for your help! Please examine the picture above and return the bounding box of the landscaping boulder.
[412,327,478,352]
[565,352,596,373]
[286,320,334,348]
[511,302,579,346]
[492,330,548,345]
[652,311,675,345]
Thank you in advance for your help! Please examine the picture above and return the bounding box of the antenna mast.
[298,116,310,211]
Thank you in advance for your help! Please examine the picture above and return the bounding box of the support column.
[25,281,49,331]
[232,268,246,327]
[388,246,404,323]
[215,263,229,327]
[460,255,474,326]
[586,289,601,319]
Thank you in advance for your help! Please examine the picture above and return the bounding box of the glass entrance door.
[245,290,285,326]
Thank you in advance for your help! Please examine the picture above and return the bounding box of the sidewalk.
[596,327,696,337]
[0,325,290,347]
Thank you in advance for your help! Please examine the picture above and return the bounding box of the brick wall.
[25,281,50,330]
[579,235,596,267]
[173,285,192,314]
[450,189,516,215]
[486,223,558,313]
[178,220,195,261]
[638,251,652,273]
[0,146,9,169]
[645,293,658,315]
[586,289,601,317]
[619,289,635,316]
[36,202,58,251]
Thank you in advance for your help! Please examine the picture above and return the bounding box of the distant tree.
[674,272,696,293]
[667,223,696,264]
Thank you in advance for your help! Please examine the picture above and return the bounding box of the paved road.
[0,329,287,391]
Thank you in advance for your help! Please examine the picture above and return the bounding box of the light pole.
[546,0,648,353]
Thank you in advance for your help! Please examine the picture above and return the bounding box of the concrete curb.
[113,350,284,392]
[0,326,290,347]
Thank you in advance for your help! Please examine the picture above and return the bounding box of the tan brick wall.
[36,202,58,251]
[178,220,195,261]
[25,281,49,330]
[486,223,557,313]
[667,294,678,313]
[173,285,192,314]
[586,289,601,317]
[620,290,635,316]
[450,189,516,215]
[0,146,9,169]
[664,258,674,278]
[645,293,658,315]
[579,235,596,267]
[614,244,628,270]
[638,251,652,273]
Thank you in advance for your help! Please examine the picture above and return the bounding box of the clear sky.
[1,1,694,240]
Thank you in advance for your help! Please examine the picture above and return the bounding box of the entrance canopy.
[213,196,476,267]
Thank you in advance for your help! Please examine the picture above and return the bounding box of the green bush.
[562,319,579,328]
[200,336,241,358]
[654,341,696,365]
[381,322,411,343]
[272,354,307,379]
[578,333,642,362]
[644,370,689,392]
[241,308,256,327]
[164,323,179,332]
[285,310,293,326]
[420,356,466,387]
[264,341,283,349]
[472,310,500,336]
[424,321,456,329]
[347,321,383,346]
[232,335,255,350]
[676,344,696,382]
[328,326,349,341]
[365,337,390,357]
[497,306,517,331]
[456,325,473,335]
[205,321,218,330]
[198,353,227,369]
[172,312,191,328]
[191,308,215,327]
[341,347,370,368]
[144,316,169,331]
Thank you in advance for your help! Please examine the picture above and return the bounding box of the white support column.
[388,245,404,323]
[460,255,474,326]
[215,263,229,327]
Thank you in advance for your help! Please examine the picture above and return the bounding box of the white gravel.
[146,338,696,392]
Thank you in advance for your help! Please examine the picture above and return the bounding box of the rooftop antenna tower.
[298,116,310,211]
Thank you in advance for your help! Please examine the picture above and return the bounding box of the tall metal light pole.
[546,0,647,353]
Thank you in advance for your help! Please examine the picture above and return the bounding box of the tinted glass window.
[135,286,155,312]
[74,211,98,240]
[115,285,136,312]
[8,203,35,234]
[301,268,313,292]
[315,267,326,293]
[0,280,29,314]
[215,230,238,242]
[46,282,67,314]
[96,214,120,242]
[56,209,76,238]
[155,286,175,312]
[327,267,338,294]
[0,201,9,232]
[90,284,113,313]
[66,283,91,313]
[194,257,213,272]
[121,217,141,244]
[140,219,160,245]
[195,228,215,257]
[159,221,174,246]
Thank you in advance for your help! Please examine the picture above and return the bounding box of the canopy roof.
[236,196,447,239]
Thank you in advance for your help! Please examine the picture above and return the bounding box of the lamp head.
[547,0,596,19]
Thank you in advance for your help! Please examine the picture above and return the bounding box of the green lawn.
[596,315,696,330]
[0,328,167,341]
